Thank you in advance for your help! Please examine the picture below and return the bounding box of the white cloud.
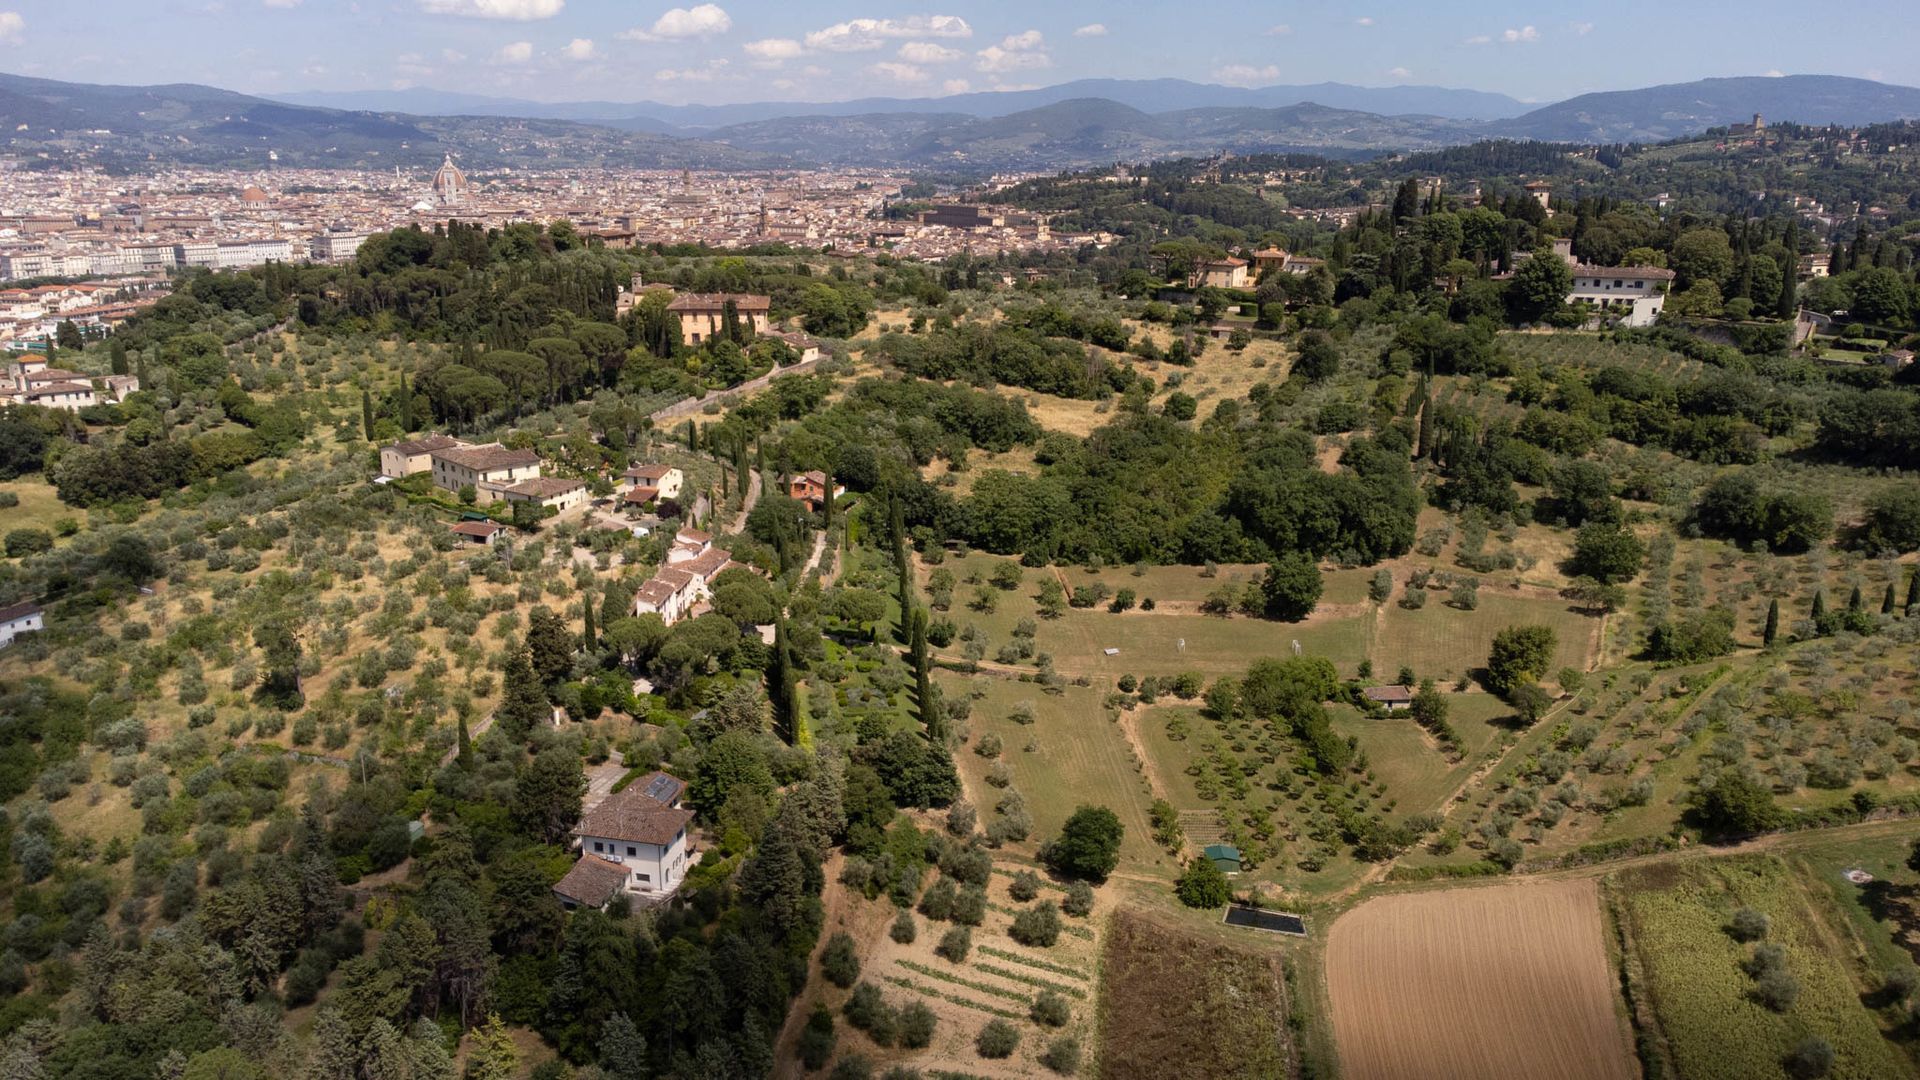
[1263,24,1291,36]
[562,37,595,60]
[621,3,730,42]
[942,78,970,94]
[805,15,971,52]
[418,0,561,20]
[263,0,301,8]
[870,61,927,82]
[975,29,1049,72]
[655,58,729,81]
[442,48,467,62]
[1469,26,1539,46]
[1571,21,1594,35]
[1386,66,1411,79]
[496,41,533,62]
[1764,69,1785,78]
[1000,29,1043,50]
[1073,23,1107,37]
[0,11,22,42]
[1355,16,1374,26]
[898,41,962,63]
[743,37,804,61]
[1214,64,1280,88]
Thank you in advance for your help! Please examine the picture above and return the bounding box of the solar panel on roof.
[643,774,680,802]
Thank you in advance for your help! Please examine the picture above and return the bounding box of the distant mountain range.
[6,71,1920,174]
[270,78,1535,129]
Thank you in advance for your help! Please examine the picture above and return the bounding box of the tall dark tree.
[1810,589,1826,622]
[110,338,129,375]
[362,388,376,441]
[582,593,597,651]
[498,647,549,743]
[1847,585,1864,613]
[1391,177,1421,224]
[1907,569,1919,616]
[1883,584,1897,615]
[908,606,939,739]
[1776,220,1800,319]
[526,607,576,687]
[1763,598,1780,646]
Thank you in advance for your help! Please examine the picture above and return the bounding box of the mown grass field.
[946,675,1169,876]
[1612,855,1912,1080]
[1368,587,1602,684]
[0,476,78,537]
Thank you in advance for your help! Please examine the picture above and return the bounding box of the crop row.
[897,959,1034,1005]
[975,945,1090,982]
[881,974,1026,1022]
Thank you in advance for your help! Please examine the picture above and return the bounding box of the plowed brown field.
[1326,878,1636,1080]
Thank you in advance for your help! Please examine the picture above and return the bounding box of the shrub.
[891,908,917,945]
[1008,870,1041,902]
[1727,907,1770,943]
[1784,1037,1834,1079]
[1753,967,1800,1011]
[799,1005,837,1070]
[1041,1035,1083,1075]
[821,931,861,988]
[844,983,898,1047]
[1061,881,1094,918]
[937,926,972,963]
[1175,857,1233,909]
[1030,989,1071,1027]
[829,1056,874,1080]
[975,1019,1020,1059]
[1010,901,1062,948]
[898,1001,936,1049]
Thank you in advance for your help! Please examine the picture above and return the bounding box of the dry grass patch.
[1099,907,1291,1079]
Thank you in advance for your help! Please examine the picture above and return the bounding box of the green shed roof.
[1203,843,1242,862]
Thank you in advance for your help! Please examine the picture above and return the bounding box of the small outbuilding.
[449,520,505,546]
[1204,843,1243,875]
[1362,685,1414,712]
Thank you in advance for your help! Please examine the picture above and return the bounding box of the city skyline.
[3,0,1918,107]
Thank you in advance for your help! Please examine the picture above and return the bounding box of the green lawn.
[1369,589,1598,685]
[947,675,1171,878]
[0,477,74,538]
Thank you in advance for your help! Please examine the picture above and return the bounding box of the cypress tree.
[582,593,597,650]
[136,352,150,390]
[1907,569,1919,616]
[362,388,376,441]
[110,338,128,375]
[821,461,836,541]
[685,419,696,450]
[1811,589,1826,621]
[910,606,939,739]
[456,716,473,768]
[1776,220,1800,319]
[890,496,911,616]
[1884,583,1897,615]
[1848,585,1864,613]
[1763,598,1779,646]
[398,371,413,432]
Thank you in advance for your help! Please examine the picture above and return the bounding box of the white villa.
[427,443,544,505]
[0,601,43,649]
[554,771,696,908]
[380,434,466,478]
[1551,238,1675,328]
[630,528,739,626]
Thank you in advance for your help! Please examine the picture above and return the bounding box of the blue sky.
[5,0,1918,105]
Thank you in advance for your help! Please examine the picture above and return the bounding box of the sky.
[3,0,1918,106]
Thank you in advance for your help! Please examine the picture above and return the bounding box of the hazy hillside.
[0,72,773,170]
[1490,74,1920,142]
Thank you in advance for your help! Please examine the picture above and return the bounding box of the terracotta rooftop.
[577,783,696,846]
[448,521,504,538]
[552,855,630,908]
[0,600,42,623]
[666,292,771,312]
[386,433,464,457]
[504,476,584,498]
[430,444,542,472]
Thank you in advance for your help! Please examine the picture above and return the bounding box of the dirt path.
[646,355,824,426]
[1112,704,1185,860]
[724,468,762,536]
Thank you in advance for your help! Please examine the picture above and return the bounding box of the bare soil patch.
[1325,878,1635,1080]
